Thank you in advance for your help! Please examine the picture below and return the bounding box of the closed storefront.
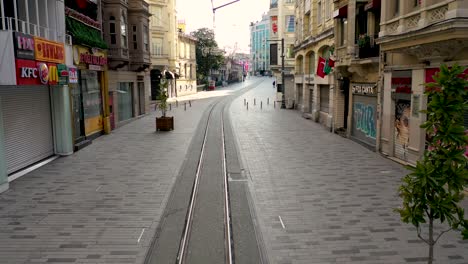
[392,71,412,162]
[319,85,330,113]
[0,86,54,174]
[308,85,314,113]
[351,83,377,148]
[117,82,134,122]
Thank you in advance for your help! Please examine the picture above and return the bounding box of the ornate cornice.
[392,39,468,62]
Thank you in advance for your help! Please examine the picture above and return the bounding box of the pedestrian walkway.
[230,79,468,264]
[0,79,255,264]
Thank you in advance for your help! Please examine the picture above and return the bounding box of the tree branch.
[417,226,430,245]
[434,227,453,244]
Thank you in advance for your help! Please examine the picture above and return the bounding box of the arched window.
[121,11,127,48]
[109,16,116,44]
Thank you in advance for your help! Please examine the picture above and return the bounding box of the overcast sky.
[176,0,270,54]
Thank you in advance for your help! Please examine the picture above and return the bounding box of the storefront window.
[80,70,103,135]
[118,82,134,122]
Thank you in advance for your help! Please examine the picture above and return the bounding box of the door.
[138,82,145,115]
[0,85,54,174]
[71,84,85,142]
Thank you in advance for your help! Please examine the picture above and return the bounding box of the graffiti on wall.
[394,100,411,160]
[354,103,376,139]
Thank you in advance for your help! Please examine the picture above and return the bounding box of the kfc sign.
[16,59,58,85]
[13,32,35,60]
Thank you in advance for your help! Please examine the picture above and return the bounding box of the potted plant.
[155,80,174,131]
[358,34,371,58]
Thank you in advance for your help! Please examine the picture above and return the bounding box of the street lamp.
[267,38,285,109]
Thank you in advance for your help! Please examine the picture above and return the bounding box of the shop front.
[391,71,412,162]
[350,83,377,148]
[71,45,108,145]
[0,33,71,174]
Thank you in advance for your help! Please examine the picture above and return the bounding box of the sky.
[176,0,270,54]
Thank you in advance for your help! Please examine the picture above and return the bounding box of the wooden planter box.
[156,116,174,131]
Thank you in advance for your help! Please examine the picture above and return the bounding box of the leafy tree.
[397,64,468,264]
[190,28,225,83]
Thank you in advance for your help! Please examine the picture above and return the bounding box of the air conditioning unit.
[65,34,72,45]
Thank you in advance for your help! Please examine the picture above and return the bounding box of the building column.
[0,99,9,193]
[380,71,393,156]
[51,85,74,155]
[407,69,426,165]
[347,0,357,56]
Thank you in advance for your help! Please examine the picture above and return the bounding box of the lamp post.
[267,38,285,109]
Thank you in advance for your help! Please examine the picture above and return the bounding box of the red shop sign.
[16,59,56,85]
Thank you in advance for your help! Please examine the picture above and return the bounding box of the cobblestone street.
[230,78,468,264]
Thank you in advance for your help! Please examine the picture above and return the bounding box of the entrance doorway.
[138,82,146,115]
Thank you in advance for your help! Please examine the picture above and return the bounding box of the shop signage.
[305,76,314,83]
[13,32,35,60]
[16,59,60,85]
[391,77,412,93]
[73,45,107,67]
[69,66,78,83]
[88,64,103,71]
[57,64,68,85]
[351,83,377,96]
[34,37,65,64]
[65,7,101,30]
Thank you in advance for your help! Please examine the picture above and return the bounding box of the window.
[270,43,278,65]
[308,52,315,75]
[144,25,149,51]
[121,12,127,48]
[190,64,193,79]
[152,6,162,27]
[110,16,116,45]
[184,64,187,78]
[394,0,400,17]
[325,0,330,20]
[117,82,134,122]
[317,1,322,24]
[132,25,137,50]
[339,18,347,46]
[152,38,163,56]
[303,14,310,35]
[285,0,294,3]
[286,15,295,32]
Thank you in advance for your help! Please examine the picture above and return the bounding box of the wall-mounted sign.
[13,32,35,60]
[57,64,68,85]
[391,77,412,93]
[34,37,65,64]
[351,83,377,96]
[68,66,78,83]
[16,59,60,85]
[73,45,107,68]
[65,7,101,30]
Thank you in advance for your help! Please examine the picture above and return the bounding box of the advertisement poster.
[395,100,411,160]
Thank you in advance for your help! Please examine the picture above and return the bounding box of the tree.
[396,64,468,264]
[190,28,225,83]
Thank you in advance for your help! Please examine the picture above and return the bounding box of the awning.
[66,17,107,49]
[333,5,348,18]
[163,70,175,79]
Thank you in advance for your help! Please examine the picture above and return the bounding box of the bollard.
[184,102,187,111]
[189,100,191,107]
[254,98,256,105]
[247,102,249,110]
[261,101,263,109]
[244,98,246,105]
[176,100,178,107]
[169,103,172,111]
[274,101,276,108]
[267,98,269,105]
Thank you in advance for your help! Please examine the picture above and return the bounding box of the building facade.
[249,13,270,76]
[102,0,151,129]
[294,0,335,129]
[377,0,468,164]
[0,0,74,191]
[175,31,197,97]
[148,0,178,100]
[333,0,381,149]
[269,0,296,105]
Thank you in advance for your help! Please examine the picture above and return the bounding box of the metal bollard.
[254,98,256,105]
[244,98,246,105]
[274,101,276,108]
[169,103,172,111]
[247,102,249,110]
[261,101,263,109]
[267,98,269,105]
[176,100,178,107]
[184,102,186,111]
[189,100,191,107]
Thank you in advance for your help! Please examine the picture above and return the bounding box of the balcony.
[129,51,151,71]
[108,47,129,69]
[358,45,379,59]
[0,16,64,42]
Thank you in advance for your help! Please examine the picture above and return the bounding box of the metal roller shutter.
[0,85,54,174]
[351,95,377,147]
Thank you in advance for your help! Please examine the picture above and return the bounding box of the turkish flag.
[317,57,326,78]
